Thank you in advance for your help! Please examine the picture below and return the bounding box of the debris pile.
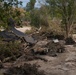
[0,29,66,75]
[32,39,65,56]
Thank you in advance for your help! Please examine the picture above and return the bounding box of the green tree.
[26,0,36,11]
[0,0,22,28]
[46,0,57,18]
[45,0,76,38]
[26,0,39,27]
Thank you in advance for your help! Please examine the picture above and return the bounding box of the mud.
[0,32,76,75]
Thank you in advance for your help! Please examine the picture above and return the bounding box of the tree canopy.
[0,0,22,28]
[45,0,76,38]
[26,0,36,11]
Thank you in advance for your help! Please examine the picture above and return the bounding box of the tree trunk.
[65,24,70,38]
[65,23,73,39]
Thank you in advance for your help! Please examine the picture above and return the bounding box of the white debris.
[53,39,59,43]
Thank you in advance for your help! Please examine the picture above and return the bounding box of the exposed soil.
[1,45,76,75]
[0,32,76,75]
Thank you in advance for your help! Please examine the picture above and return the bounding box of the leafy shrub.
[47,18,64,35]
[0,41,22,61]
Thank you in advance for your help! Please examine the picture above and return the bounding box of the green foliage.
[48,18,63,35]
[26,0,36,11]
[39,20,63,36]
[0,0,22,28]
[24,0,76,37]
[39,5,50,26]
[24,12,30,21]
[28,5,50,27]
[30,10,40,27]
[45,0,76,38]
[46,0,57,18]
[0,41,22,61]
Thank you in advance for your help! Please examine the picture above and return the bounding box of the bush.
[40,18,64,35]
[65,37,75,45]
[4,63,45,75]
[0,41,22,61]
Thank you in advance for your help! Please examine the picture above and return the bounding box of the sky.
[19,0,39,7]
[18,0,30,7]
[18,0,45,8]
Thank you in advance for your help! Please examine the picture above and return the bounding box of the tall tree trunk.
[65,24,69,38]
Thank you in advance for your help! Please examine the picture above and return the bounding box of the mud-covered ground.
[0,32,76,75]
[25,45,76,75]
[0,44,76,75]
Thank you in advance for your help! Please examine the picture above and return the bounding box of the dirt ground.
[0,45,75,75]
[0,31,76,75]
[23,45,76,75]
